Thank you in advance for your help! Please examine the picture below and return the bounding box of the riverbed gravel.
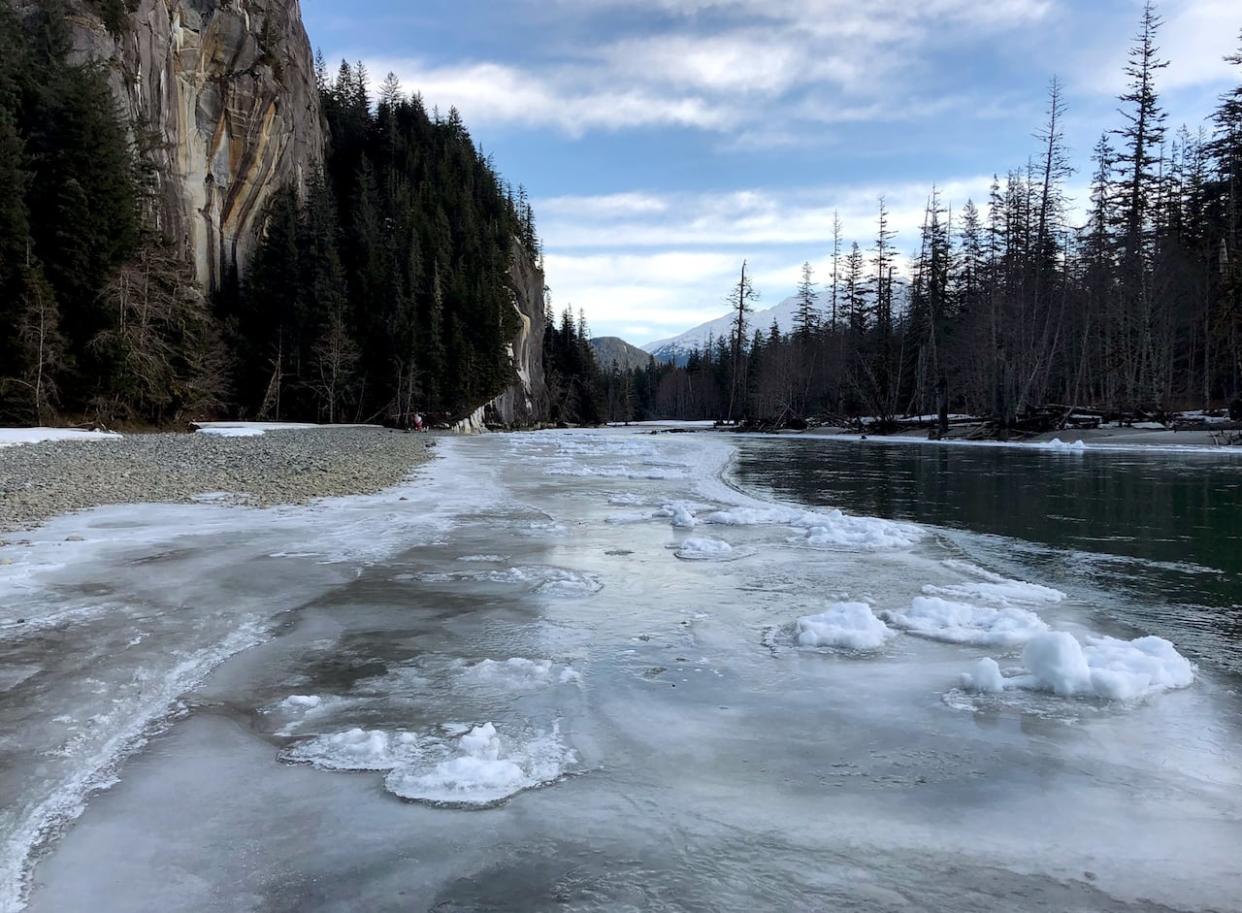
[0,427,434,532]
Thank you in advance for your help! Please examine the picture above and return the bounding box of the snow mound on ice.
[674,537,734,561]
[701,506,922,550]
[883,596,1049,646]
[796,602,895,650]
[654,502,698,528]
[460,658,554,689]
[1012,632,1196,700]
[458,554,507,563]
[283,728,423,771]
[959,657,1006,693]
[384,722,576,808]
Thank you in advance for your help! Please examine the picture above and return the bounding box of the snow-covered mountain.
[644,295,809,366]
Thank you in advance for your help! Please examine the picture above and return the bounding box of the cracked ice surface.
[2,429,1240,913]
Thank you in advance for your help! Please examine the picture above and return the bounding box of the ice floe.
[385,722,576,808]
[700,505,923,550]
[796,603,895,651]
[883,596,1050,646]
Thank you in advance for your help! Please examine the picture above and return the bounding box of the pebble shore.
[0,427,434,533]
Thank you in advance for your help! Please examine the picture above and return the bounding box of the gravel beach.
[0,427,434,533]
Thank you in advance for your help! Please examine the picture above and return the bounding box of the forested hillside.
[0,2,553,428]
[608,8,1242,430]
[220,61,539,426]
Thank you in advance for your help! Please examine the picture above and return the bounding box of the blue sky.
[303,0,1241,346]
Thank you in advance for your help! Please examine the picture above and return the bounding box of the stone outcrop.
[45,0,324,291]
[483,239,547,427]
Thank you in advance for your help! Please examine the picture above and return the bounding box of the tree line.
[601,6,1242,431]
[1,3,549,427]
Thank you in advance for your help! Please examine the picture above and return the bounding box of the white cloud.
[361,59,732,135]
[343,0,1056,141]
[540,178,1007,342]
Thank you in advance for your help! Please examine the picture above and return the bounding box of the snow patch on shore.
[0,428,120,449]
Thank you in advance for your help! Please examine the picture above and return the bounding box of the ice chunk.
[674,537,734,561]
[796,602,895,651]
[652,502,698,528]
[1010,632,1196,700]
[884,596,1049,646]
[384,722,576,808]
[1042,438,1088,452]
[959,657,1006,693]
[282,728,423,771]
[457,555,507,563]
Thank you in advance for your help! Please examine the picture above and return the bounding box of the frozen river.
[1,430,1240,912]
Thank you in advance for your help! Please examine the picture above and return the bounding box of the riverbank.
[802,425,1242,453]
[0,427,433,533]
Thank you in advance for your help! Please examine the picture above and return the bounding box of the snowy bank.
[0,428,120,449]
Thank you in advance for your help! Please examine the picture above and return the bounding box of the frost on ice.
[796,602,895,651]
[961,632,1197,700]
[883,596,1050,646]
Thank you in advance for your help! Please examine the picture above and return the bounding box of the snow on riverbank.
[0,428,120,449]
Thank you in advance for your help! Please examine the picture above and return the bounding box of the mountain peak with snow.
[643,295,811,366]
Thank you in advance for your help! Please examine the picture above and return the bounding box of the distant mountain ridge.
[643,295,809,366]
[590,336,654,372]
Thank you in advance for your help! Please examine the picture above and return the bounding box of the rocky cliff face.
[46,0,323,291]
[484,239,547,426]
[22,0,548,426]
